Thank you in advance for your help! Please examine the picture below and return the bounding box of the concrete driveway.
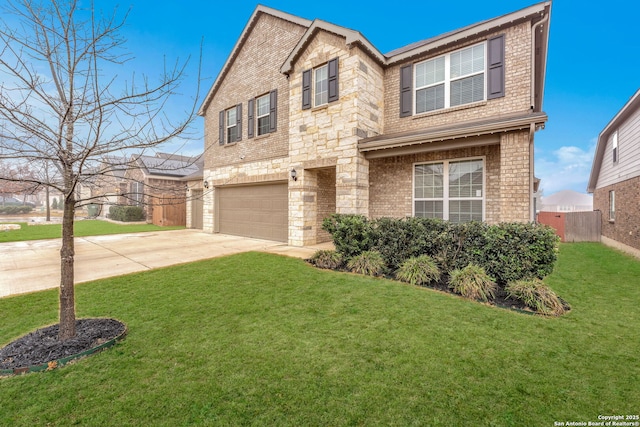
[0,229,329,298]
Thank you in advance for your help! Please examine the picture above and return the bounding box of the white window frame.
[256,94,270,136]
[413,157,485,223]
[226,107,237,143]
[612,131,619,163]
[414,42,486,114]
[314,63,329,107]
[130,181,143,206]
[609,190,615,221]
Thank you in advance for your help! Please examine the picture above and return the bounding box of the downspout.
[530,13,549,110]
[530,12,549,221]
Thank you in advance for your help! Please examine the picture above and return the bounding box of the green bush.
[347,251,386,277]
[0,205,33,215]
[51,198,59,209]
[323,215,560,285]
[505,279,569,316]
[477,223,560,285]
[309,250,343,270]
[109,205,145,222]
[448,263,497,302]
[395,255,441,287]
[322,214,374,259]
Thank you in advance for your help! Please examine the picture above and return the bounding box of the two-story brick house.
[198,2,551,245]
[588,88,640,253]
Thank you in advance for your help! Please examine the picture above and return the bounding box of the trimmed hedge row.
[0,205,33,215]
[108,205,145,222]
[322,214,560,286]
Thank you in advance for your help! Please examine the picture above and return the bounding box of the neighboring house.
[539,190,593,212]
[198,3,551,245]
[587,88,640,252]
[125,153,202,225]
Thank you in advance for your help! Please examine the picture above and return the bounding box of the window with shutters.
[414,43,485,114]
[248,90,277,138]
[226,107,238,143]
[414,159,484,223]
[302,58,339,110]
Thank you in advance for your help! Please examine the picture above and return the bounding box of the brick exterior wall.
[594,176,640,251]
[383,22,532,134]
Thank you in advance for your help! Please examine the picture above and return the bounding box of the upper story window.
[414,43,485,114]
[248,90,277,138]
[612,131,619,163]
[218,104,242,145]
[400,35,505,118]
[414,158,484,223]
[302,58,339,110]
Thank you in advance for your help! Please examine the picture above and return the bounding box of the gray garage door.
[218,183,288,242]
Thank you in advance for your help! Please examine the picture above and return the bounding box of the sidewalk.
[0,229,331,298]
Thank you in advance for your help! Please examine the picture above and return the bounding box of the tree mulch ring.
[0,318,126,376]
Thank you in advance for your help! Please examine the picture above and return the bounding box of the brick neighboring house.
[124,153,202,225]
[198,3,551,245]
[587,89,640,253]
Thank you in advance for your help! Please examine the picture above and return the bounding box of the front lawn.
[0,243,638,426]
[0,220,184,243]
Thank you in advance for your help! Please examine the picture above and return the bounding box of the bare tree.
[0,0,200,340]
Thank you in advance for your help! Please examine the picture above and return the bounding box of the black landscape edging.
[1,319,127,377]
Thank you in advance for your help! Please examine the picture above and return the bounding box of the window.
[609,190,615,221]
[248,90,277,138]
[256,94,270,135]
[302,58,339,109]
[130,181,143,206]
[612,131,618,163]
[415,43,485,114]
[226,107,238,143]
[400,35,504,118]
[218,104,242,145]
[414,159,484,223]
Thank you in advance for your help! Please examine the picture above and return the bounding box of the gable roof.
[587,88,640,193]
[280,19,385,75]
[541,190,593,207]
[198,6,311,116]
[199,2,551,114]
[134,153,202,178]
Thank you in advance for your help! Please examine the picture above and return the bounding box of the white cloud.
[535,142,596,196]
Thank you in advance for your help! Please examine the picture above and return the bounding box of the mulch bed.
[0,318,126,370]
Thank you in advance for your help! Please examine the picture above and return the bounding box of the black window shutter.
[302,69,311,110]
[236,103,242,142]
[219,110,225,145]
[400,64,413,117]
[269,89,277,132]
[328,58,339,103]
[247,98,254,139]
[487,34,505,99]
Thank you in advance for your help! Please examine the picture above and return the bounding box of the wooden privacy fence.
[537,211,601,242]
[152,195,186,227]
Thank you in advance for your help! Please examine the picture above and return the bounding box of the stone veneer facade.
[199,5,548,245]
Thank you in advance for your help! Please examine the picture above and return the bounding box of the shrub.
[478,223,560,285]
[0,205,33,215]
[309,250,343,270]
[505,279,569,316]
[347,250,386,277]
[395,255,441,287]
[51,198,59,209]
[109,205,145,222]
[448,263,497,302]
[322,214,374,259]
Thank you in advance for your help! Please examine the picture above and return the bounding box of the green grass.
[0,220,184,242]
[0,243,638,426]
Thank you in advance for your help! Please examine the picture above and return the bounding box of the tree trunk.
[45,186,51,222]
[59,190,76,340]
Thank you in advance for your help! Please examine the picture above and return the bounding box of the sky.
[6,0,640,196]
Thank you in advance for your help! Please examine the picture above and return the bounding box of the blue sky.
[33,1,640,195]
